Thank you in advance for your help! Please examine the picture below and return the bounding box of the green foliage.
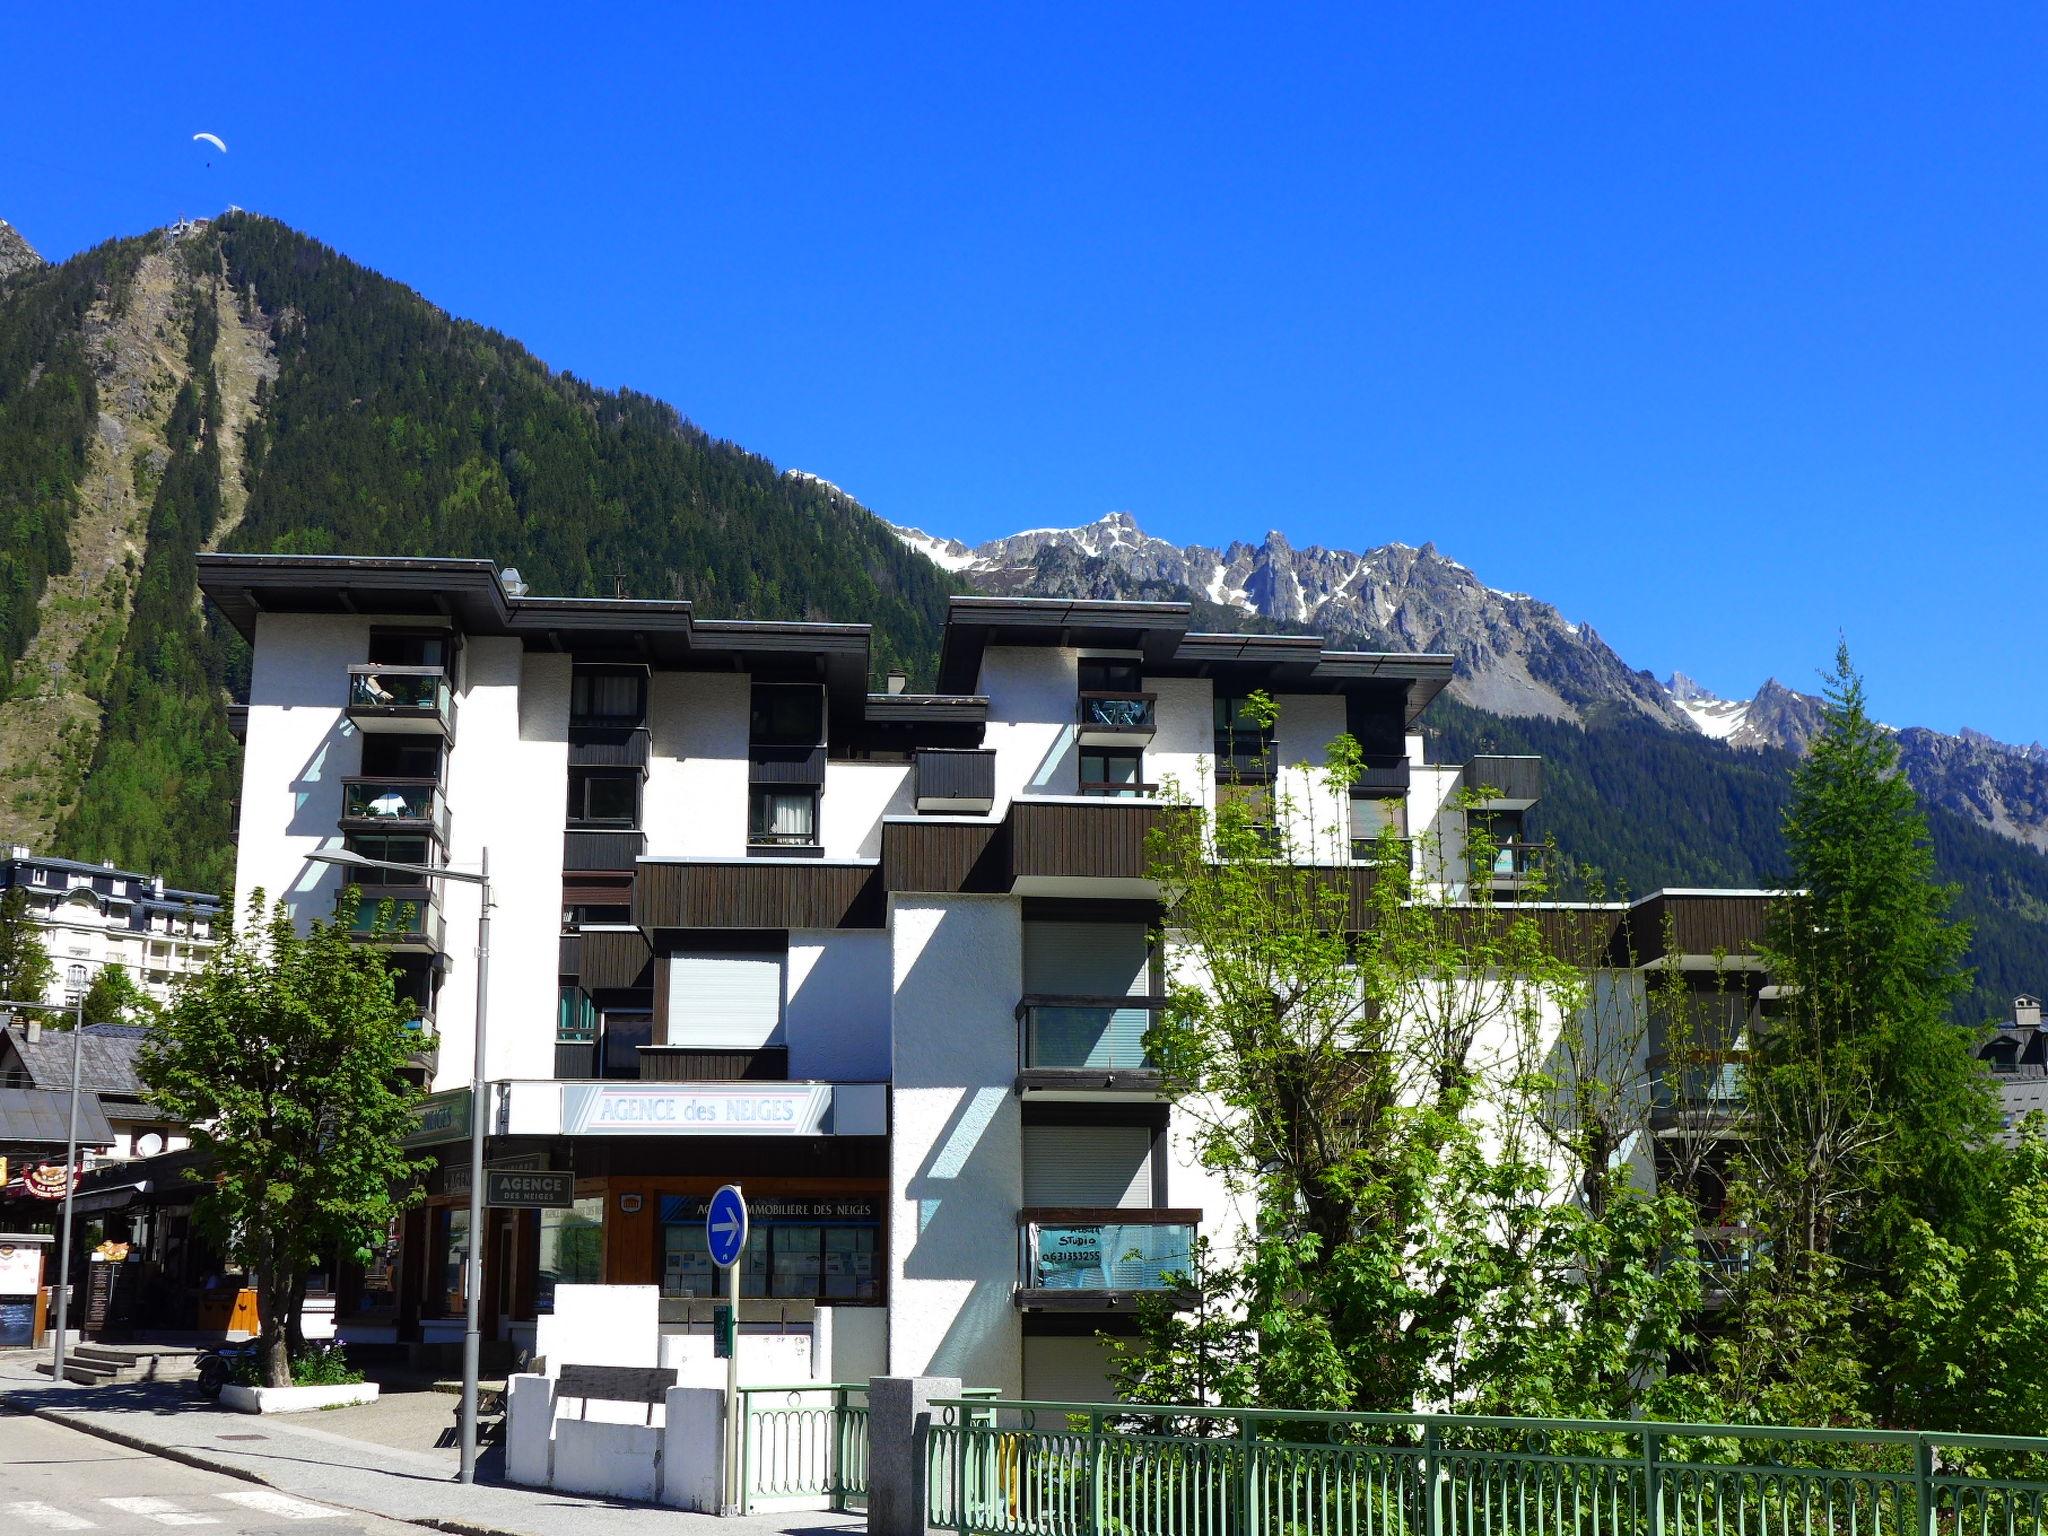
[0,887,56,1003]
[139,887,426,1388]
[80,961,156,1025]
[228,1339,366,1388]
[1115,706,1706,1416]
[1719,648,2006,1427]
[0,238,144,691]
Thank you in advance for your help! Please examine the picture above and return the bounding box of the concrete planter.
[219,1381,379,1414]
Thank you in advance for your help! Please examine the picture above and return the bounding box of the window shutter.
[665,952,785,1049]
[1023,922,1148,997]
[1022,1124,1152,1208]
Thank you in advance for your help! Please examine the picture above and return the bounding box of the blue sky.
[9,5,2045,741]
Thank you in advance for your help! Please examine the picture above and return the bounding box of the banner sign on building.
[658,1195,880,1225]
[403,1089,472,1148]
[22,1163,70,1201]
[560,1084,833,1137]
[486,1170,575,1209]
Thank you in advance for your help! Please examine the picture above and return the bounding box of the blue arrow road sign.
[707,1184,748,1269]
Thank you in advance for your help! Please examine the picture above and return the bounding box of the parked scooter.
[193,1340,259,1400]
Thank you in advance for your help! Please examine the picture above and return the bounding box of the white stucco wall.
[887,894,1023,1393]
[646,672,749,857]
[434,640,569,1088]
[1273,693,1349,865]
[981,648,1080,807]
[786,928,892,1081]
[234,612,373,926]
[820,762,913,860]
[1147,676,1213,808]
[1411,764,1470,894]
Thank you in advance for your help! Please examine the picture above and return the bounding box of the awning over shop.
[0,1089,116,1147]
[69,1180,152,1216]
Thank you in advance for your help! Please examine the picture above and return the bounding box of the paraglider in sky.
[192,131,226,166]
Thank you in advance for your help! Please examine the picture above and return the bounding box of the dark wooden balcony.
[1077,690,1157,746]
[564,827,648,873]
[346,664,452,738]
[1350,760,1412,798]
[914,748,995,813]
[568,726,651,771]
[1464,754,1542,809]
[749,744,827,786]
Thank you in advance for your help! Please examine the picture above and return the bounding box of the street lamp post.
[307,845,492,1485]
[0,991,90,1386]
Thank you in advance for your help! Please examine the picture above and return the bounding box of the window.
[564,901,632,927]
[435,1207,470,1316]
[31,867,51,886]
[571,669,646,725]
[368,630,451,669]
[345,833,431,867]
[1079,658,1143,693]
[537,1195,604,1313]
[568,771,638,827]
[65,964,87,1006]
[360,736,441,778]
[1351,798,1408,861]
[749,684,824,746]
[1214,695,1271,778]
[1079,748,1147,797]
[659,1195,879,1302]
[557,987,597,1043]
[600,1010,653,1078]
[665,951,785,1049]
[749,787,818,847]
[1217,782,1278,854]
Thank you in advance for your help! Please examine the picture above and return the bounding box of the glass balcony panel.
[1079,693,1155,730]
[1023,1003,1155,1070]
[347,666,452,733]
[1026,1222,1194,1291]
[342,779,445,830]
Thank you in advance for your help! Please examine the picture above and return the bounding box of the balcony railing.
[914,748,996,813]
[1018,1209,1197,1299]
[1077,691,1157,744]
[342,887,445,954]
[1479,841,1544,885]
[346,665,453,736]
[1351,761,1412,798]
[563,827,648,872]
[1078,780,1158,799]
[1350,834,1412,867]
[340,777,449,841]
[1018,995,1162,1072]
[1649,1050,1748,1129]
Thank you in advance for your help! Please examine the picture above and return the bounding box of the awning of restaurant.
[0,1089,116,1147]
[69,1180,152,1216]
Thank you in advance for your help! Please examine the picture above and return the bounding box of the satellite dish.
[136,1132,165,1158]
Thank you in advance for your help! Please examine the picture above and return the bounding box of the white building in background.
[0,849,220,1010]
[197,553,1772,1397]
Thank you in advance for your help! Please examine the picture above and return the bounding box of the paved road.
[0,1413,419,1535]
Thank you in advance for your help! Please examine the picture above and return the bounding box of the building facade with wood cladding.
[199,554,1774,1397]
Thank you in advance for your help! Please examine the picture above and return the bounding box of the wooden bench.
[554,1363,678,1426]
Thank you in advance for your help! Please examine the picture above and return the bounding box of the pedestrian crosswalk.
[6,1490,342,1527]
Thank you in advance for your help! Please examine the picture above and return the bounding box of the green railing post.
[831,1387,846,1508]
[1915,1434,1935,1536]
[1238,1413,1260,1536]
[1088,1410,1104,1536]
[954,1408,969,1536]
[1422,1422,1443,1536]
[739,1388,753,1516]
[1644,1429,1664,1536]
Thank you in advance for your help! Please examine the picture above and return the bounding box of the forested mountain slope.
[0,214,959,895]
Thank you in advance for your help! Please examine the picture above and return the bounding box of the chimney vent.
[26,1019,41,1044]
[2018,995,2043,1031]
[885,672,908,695]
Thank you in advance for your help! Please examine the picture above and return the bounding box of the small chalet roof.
[0,1024,150,1097]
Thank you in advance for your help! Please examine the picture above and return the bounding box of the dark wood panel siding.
[1011,801,1161,883]
[554,1041,598,1079]
[568,728,651,770]
[558,933,582,979]
[1465,754,1544,803]
[635,861,883,930]
[564,829,649,871]
[915,749,996,805]
[882,820,1010,894]
[1622,893,1774,963]
[637,1046,790,1082]
[749,745,828,785]
[582,928,654,990]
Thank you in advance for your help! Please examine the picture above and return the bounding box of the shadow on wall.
[280,719,363,921]
[1027,723,1077,794]
[900,1079,1020,1381]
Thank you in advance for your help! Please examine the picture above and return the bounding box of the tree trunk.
[284,1271,309,1355]
[258,1262,293,1388]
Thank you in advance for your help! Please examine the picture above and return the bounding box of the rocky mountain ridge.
[886,511,2048,855]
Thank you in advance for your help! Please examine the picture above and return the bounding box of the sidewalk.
[0,1355,862,1536]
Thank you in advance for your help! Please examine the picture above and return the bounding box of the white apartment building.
[199,553,1769,1396]
[0,849,220,1010]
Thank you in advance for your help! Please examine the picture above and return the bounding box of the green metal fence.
[739,1383,870,1513]
[925,1400,2048,1536]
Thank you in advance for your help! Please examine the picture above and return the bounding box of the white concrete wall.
[646,671,749,857]
[981,648,1079,807]
[887,894,1023,1393]
[1148,676,1213,808]
[1273,694,1349,865]
[818,1304,889,1383]
[1022,1335,1119,1404]
[1410,764,1469,893]
[821,761,913,859]
[435,640,568,1089]
[786,928,892,1081]
[233,612,372,926]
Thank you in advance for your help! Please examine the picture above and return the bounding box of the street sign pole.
[706,1184,748,1516]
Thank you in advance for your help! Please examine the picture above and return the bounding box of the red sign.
[22,1163,70,1200]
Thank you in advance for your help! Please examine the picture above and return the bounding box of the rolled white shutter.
[1023,922,1148,997]
[1021,1124,1152,1208]
[665,952,785,1049]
